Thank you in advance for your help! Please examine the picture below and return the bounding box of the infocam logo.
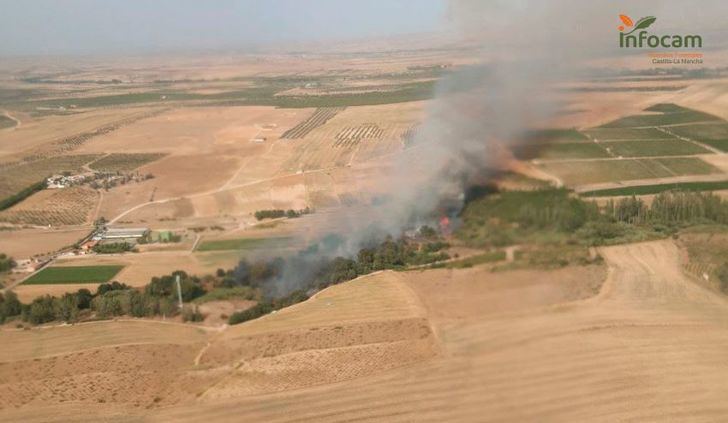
[618,14,702,48]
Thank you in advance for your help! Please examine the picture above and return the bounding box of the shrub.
[75,289,93,309]
[24,295,56,325]
[0,253,16,272]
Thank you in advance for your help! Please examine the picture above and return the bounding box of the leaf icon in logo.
[619,14,634,27]
[634,16,657,30]
[624,16,657,34]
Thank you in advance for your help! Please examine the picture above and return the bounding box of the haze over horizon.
[0,0,448,56]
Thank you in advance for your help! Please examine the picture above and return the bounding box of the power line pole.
[175,274,183,310]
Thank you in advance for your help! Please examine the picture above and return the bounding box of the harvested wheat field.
[0,320,212,412]
[0,228,89,258]
[5,240,728,421]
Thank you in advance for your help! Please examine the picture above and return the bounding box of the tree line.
[1,230,451,327]
[459,189,728,247]
[0,272,208,325]
[254,207,312,221]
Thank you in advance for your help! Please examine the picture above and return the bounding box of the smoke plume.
[244,0,728,296]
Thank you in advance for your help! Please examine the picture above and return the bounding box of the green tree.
[55,293,79,323]
[25,295,56,325]
[0,253,16,272]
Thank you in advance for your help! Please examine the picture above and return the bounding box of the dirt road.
[151,240,728,422]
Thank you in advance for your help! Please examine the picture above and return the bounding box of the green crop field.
[668,123,728,152]
[582,127,674,140]
[515,142,609,160]
[581,180,728,197]
[599,104,721,128]
[697,139,728,152]
[602,139,710,157]
[653,157,720,175]
[196,236,292,252]
[669,123,728,140]
[539,157,718,186]
[24,265,124,285]
[539,159,669,185]
[643,103,691,113]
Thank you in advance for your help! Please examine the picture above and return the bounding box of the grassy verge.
[24,265,124,285]
[429,251,506,269]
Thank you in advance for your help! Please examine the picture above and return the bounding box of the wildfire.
[439,215,451,236]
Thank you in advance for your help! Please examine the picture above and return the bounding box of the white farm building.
[95,227,150,241]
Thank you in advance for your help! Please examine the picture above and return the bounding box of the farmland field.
[698,139,728,152]
[582,127,675,140]
[669,122,728,140]
[281,107,345,139]
[668,123,728,152]
[0,186,99,226]
[0,228,89,258]
[23,265,124,285]
[196,236,293,251]
[334,123,385,147]
[538,157,719,185]
[515,142,609,160]
[87,153,166,172]
[602,139,711,157]
[0,320,208,362]
[599,104,722,128]
[654,157,721,175]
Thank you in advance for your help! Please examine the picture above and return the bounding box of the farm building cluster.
[46,173,93,189]
[46,171,153,190]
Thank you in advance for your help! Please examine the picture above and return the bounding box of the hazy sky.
[0,0,447,56]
